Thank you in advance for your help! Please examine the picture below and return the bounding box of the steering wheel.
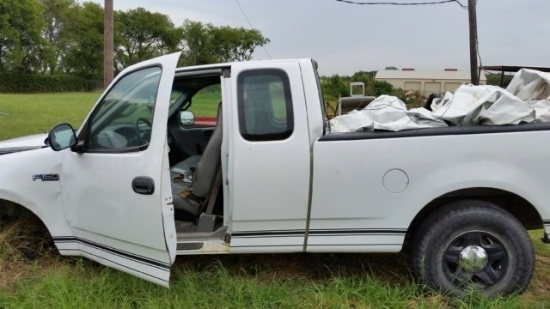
[135,117,153,145]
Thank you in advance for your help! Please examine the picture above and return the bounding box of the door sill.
[175,225,229,255]
[176,239,229,255]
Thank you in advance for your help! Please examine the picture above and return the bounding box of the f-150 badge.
[33,174,60,181]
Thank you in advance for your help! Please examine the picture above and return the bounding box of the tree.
[211,26,269,62]
[114,8,182,72]
[180,20,215,65]
[320,74,350,100]
[39,0,77,74]
[61,2,104,79]
[180,20,270,66]
[0,0,47,73]
[373,80,396,96]
[486,72,513,87]
[0,2,270,81]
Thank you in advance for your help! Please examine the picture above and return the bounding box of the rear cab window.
[237,69,294,141]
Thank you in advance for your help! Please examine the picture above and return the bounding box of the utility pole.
[104,0,114,89]
[468,0,479,85]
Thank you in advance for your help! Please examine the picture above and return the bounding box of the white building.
[375,68,487,96]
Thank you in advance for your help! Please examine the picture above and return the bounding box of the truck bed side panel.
[308,128,550,252]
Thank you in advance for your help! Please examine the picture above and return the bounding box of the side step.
[177,242,203,250]
[176,239,229,255]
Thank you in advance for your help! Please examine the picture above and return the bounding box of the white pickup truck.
[0,52,549,297]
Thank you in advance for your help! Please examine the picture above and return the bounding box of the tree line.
[0,0,269,81]
[321,69,512,108]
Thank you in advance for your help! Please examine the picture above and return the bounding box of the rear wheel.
[413,199,535,297]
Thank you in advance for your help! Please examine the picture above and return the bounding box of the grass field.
[1,93,550,308]
[0,93,101,141]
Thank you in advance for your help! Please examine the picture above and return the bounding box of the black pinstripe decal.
[58,248,169,283]
[231,229,407,238]
[53,236,170,270]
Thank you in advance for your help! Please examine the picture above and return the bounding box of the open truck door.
[51,53,180,286]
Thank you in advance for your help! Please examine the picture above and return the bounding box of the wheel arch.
[0,198,56,240]
[406,187,543,242]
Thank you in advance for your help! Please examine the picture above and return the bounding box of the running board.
[176,240,229,255]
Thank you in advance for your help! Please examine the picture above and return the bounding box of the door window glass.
[87,67,162,151]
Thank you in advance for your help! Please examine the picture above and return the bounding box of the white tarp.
[330,69,550,133]
[329,95,447,132]
[431,85,535,126]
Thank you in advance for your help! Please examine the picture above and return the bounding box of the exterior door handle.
[132,176,155,195]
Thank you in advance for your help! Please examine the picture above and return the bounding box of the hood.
[0,133,48,155]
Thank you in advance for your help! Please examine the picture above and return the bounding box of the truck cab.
[36,52,326,286]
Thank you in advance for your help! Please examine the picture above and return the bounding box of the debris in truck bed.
[330,69,550,132]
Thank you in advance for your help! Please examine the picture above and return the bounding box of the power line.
[234,0,255,31]
[454,0,468,9]
[336,0,459,5]
[336,0,469,9]
[233,0,272,59]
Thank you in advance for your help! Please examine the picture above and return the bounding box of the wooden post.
[104,0,114,89]
[468,0,479,85]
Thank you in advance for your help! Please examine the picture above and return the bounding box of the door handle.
[132,176,155,195]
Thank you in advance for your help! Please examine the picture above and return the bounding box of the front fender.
[0,148,72,236]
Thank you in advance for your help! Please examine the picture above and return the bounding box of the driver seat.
[172,103,223,216]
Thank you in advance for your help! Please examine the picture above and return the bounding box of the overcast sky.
[86,0,550,76]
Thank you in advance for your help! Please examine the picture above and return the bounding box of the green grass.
[1,93,550,307]
[0,91,221,142]
[188,85,221,118]
[0,93,100,141]
[0,253,533,309]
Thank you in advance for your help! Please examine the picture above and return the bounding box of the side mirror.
[48,123,77,151]
[179,111,195,127]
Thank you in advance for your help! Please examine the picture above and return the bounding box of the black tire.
[413,199,535,297]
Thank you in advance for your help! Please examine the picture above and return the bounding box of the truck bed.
[322,121,550,141]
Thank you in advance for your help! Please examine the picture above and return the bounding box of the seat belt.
[204,168,222,214]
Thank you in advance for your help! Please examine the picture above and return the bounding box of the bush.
[0,73,101,93]
[321,73,403,102]
[321,75,350,101]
